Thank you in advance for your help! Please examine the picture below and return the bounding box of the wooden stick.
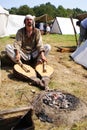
[18,60,30,72]
[43,62,47,72]
[70,16,78,46]
[0,106,33,116]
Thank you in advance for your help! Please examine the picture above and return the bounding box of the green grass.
[0,36,15,51]
[43,34,79,46]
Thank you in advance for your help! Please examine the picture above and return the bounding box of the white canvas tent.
[0,5,9,37]
[70,40,87,68]
[6,14,25,36]
[51,17,80,35]
[0,5,25,37]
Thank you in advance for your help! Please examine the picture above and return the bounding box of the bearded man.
[5,14,51,90]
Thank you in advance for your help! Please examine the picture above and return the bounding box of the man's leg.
[5,44,29,63]
[44,44,51,56]
[5,44,17,63]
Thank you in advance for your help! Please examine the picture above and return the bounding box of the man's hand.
[40,51,47,62]
[14,49,21,62]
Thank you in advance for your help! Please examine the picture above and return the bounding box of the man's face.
[25,18,33,27]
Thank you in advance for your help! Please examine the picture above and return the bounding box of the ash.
[42,91,79,110]
[33,90,87,125]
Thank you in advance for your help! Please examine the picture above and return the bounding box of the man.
[46,24,50,34]
[78,18,87,46]
[5,14,51,90]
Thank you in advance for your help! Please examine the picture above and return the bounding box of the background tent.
[0,5,9,37]
[35,14,53,35]
[76,13,87,21]
[70,40,87,68]
[6,14,25,36]
[0,12,52,36]
[35,14,53,23]
[0,5,25,37]
[51,17,80,35]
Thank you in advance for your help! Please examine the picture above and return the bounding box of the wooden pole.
[70,16,78,46]
[0,106,33,116]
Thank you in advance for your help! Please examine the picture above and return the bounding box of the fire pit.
[32,90,87,126]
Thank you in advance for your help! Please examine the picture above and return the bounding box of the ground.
[0,34,87,130]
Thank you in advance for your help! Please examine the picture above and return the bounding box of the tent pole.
[70,16,78,46]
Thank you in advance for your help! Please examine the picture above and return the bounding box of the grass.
[0,34,87,130]
[43,34,79,46]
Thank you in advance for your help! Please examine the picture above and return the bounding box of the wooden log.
[0,106,33,116]
[56,46,76,52]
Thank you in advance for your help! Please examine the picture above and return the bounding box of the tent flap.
[0,5,9,37]
[71,40,87,68]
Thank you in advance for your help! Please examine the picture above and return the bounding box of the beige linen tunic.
[14,27,44,54]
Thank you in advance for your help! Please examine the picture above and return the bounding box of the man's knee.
[44,44,51,52]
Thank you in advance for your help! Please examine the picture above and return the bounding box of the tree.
[8,3,87,18]
[9,7,18,14]
[17,5,34,15]
[72,8,86,18]
[56,5,67,17]
[33,2,56,18]
[66,8,73,17]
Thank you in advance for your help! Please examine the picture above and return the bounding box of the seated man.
[5,14,51,90]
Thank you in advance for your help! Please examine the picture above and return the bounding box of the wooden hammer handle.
[43,62,47,72]
[18,60,30,72]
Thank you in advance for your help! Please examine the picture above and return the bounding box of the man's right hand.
[40,51,47,62]
[14,50,21,62]
[15,53,21,62]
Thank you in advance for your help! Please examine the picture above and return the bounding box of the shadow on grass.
[1,51,15,68]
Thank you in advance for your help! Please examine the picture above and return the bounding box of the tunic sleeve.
[13,29,23,50]
[36,29,45,53]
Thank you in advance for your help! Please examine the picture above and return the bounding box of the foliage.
[9,7,18,14]
[7,2,87,18]
[17,5,34,15]
[55,5,68,17]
